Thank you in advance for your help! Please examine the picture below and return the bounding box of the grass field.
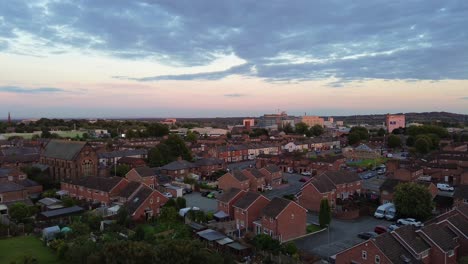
[347,158,387,168]
[0,236,62,264]
[0,130,84,139]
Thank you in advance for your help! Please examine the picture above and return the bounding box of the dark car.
[201,191,210,197]
[357,232,378,240]
[374,225,387,234]
[299,177,308,182]
[183,188,193,194]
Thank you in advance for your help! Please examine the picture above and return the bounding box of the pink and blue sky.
[0,1,467,118]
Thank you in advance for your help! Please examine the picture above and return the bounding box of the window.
[448,250,454,257]
[270,217,273,223]
[82,159,94,177]
[375,255,380,264]
[362,250,367,260]
[157,197,160,203]
[150,198,154,204]
[291,214,294,219]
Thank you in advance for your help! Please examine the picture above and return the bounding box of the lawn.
[347,158,387,168]
[1,131,84,139]
[0,236,62,264]
[306,224,324,234]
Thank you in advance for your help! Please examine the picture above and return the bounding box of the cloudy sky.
[1,0,467,118]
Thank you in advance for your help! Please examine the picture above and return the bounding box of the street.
[263,173,304,199]
[294,215,391,259]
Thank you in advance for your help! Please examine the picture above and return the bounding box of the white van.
[385,207,396,220]
[374,203,395,219]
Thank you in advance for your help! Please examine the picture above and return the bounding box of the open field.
[0,130,84,139]
[0,236,62,264]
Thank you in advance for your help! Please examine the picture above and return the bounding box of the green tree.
[41,127,52,138]
[114,164,131,177]
[319,199,331,228]
[185,131,198,143]
[310,125,324,136]
[159,206,179,223]
[69,221,91,238]
[101,240,156,264]
[116,206,130,227]
[347,132,361,145]
[394,182,433,221]
[406,136,415,146]
[295,122,309,135]
[414,136,431,154]
[253,234,281,253]
[282,123,294,134]
[281,242,298,256]
[8,202,30,223]
[349,126,369,140]
[175,197,186,210]
[377,128,386,137]
[387,135,402,148]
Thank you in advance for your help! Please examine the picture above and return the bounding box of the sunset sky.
[1,1,467,118]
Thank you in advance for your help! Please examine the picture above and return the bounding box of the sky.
[0,0,467,118]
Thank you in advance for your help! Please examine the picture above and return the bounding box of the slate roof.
[457,204,468,218]
[244,168,264,179]
[133,166,157,177]
[262,197,291,218]
[17,179,41,188]
[374,232,420,264]
[217,188,244,203]
[40,206,84,219]
[98,149,147,159]
[420,224,458,252]
[160,160,195,170]
[234,192,263,210]
[194,158,224,166]
[393,225,431,254]
[453,185,468,200]
[231,170,249,182]
[323,171,361,185]
[118,181,141,198]
[447,214,468,237]
[126,186,153,215]
[308,173,336,193]
[42,140,87,160]
[0,182,25,193]
[264,164,281,173]
[65,177,124,192]
[355,144,373,152]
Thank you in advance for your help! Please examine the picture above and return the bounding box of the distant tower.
[7,112,11,125]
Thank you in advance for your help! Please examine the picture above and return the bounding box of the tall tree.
[387,135,402,148]
[377,128,386,137]
[394,182,433,221]
[310,125,324,136]
[347,133,361,145]
[8,202,31,223]
[414,136,431,154]
[319,199,331,228]
[295,122,309,135]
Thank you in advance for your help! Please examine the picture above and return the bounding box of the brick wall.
[218,173,249,191]
[335,240,391,264]
[297,184,333,212]
[131,191,168,221]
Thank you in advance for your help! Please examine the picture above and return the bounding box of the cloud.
[224,93,247,98]
[1,1,468,82]
[460,97,468,100]
[0,86,67,94]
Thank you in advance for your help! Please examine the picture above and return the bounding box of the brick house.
[61,177,128,206]
[297,171,362,212]
[40,140,98,181]
[259,164,283,186]
[159,159,196,179]
[242,168,266,191]
[0,167,43,197]
[379,179,438,204]
[116,156,147,168]
[333,205,468,264]
[216,188,246,218]
[218,170,250,191]
[214,145,249,163]
[193,158,226,178]
[253,197,307,242]
[453,185,468,207]
[233,192,270,232]
[392,165,424,182]
[334,232,418,264]
[123,184,168,221]
[125,166,159,189]
[0,183,30,214]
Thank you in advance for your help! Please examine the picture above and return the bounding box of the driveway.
[263,173,304,199]
[227,160,256,170]
[184,192,218,213]
[294,215,391,259]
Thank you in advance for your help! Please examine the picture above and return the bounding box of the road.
[295,215,391,259]
[263,173,305,199]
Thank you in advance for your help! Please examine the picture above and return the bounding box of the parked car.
[386,153,393,158]
[437,183,454,192]
[301,171,312,176]
[206,192,216,199]
[374,225,387,234]
[397,218,423,227]
[388,224,399,231]
[264,185,273,191]
[362,172,375,179]
[183,188,193,194]
[357,232,378,240]
[201,191,210,197]
[163,192,173,198]
[299,177,308,182]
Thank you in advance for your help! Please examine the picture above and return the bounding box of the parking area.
[184,192,218,212]
[294,215,391,259]
[263,173,304,199]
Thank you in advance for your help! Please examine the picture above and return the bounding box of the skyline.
[1,1,468,117]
